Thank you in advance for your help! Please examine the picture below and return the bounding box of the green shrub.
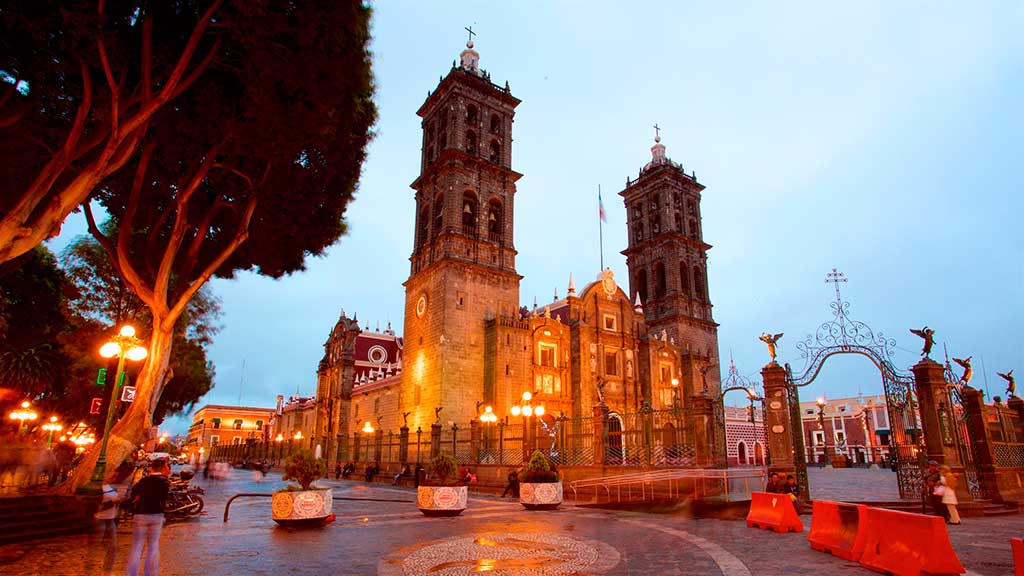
[427,452,460,486]
[281,450,325,491]
[521,450,559,483]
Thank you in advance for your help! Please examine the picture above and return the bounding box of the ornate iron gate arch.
[782,271,927,500]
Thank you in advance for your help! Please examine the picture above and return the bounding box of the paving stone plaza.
[0,467,1018,575]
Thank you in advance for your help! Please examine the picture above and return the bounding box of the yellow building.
[186,404,275,456]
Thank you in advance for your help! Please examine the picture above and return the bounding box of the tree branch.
[161,0,223,99]
[142,16,153,103]
[85,200,157,309]
[97,38,119,136]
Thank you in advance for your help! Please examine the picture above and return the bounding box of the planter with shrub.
[417,452,467,517]
[271,450,333,526]
[519,450,562,510]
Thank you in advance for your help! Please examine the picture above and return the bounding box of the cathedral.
[313,38,721,463]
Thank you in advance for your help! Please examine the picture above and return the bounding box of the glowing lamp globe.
[126,346,148,361]
[99,342,121,358]
[522,391,533,402]
[510,406,521,417]
[119,325,136,337]
[522,405,533,417]
[535,405,545,417]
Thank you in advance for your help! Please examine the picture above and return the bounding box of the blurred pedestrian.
[939,465,961,524]
[923,460,949,521]
[413,463,424,488]
[392,463,409,485]
[92,482,121,575]
[127,459,170,576]
[501,469,519,498]
[335,462,342,480]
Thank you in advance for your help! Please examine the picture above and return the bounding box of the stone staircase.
[0,496,92,546]
[847,498,1020,517]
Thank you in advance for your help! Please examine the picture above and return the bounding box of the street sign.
[121,386,136,403]
[90,398,102,414]
[96,368,107,386]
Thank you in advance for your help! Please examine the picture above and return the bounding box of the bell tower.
[620,131,721,395]
[401,37,523,429]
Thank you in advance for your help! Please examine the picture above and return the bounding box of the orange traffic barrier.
[746,491,804,533]
[1012,537,1024,576]
[858,506,964,576]
[807,500,868,561]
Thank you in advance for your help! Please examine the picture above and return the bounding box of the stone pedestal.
[912,358,961,466]
[430,422,442,458]
[762,362,795,477]
[593,404,608,465]
[690,394,715,468]
[963,387,1000,500]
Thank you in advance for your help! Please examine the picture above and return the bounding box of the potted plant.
[417,452,467,517]
[519,450,562,510]
[271,450,333,526]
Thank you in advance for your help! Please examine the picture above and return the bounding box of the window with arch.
[650,212,661,235]
[465,131,477,155]
[674,212,682,233]
[737,441,748,465]
[489,140,500,163]
[688,218,697,239]
[679,261,690,295]
[632,202,643,219]
[487,199,502,240]
[633,223,644,243]
[439,115,448,148]
[417,207,429,248]
[687,200,695,215]
[490,114,501,133]
[693,265,704,300]
[650,194,659,212]
[466,104,478,124]
[654,261,666,298]
[462,191,478,235]
[636,268,648,304]
[432,193,444,238]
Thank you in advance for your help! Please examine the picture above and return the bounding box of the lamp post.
[817,397,832,469]
[510,391,544,461]
[361,421,374,461]
[41,416,62,449]
[8,401,38,434]
[274,433,284,465]
[479,404,497,458]
[84,325,147,493]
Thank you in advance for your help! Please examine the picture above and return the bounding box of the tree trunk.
[63,321,175,493]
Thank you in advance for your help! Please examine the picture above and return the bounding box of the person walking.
[413,463,424,488]
[939,465,961,525]
[126,459,171,576]
[501,468,519,498]
[92,482,121,575]
[923,460,949,521]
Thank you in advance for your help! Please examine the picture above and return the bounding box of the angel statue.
[699,362,717,392]
[759,332,783,363]
[998,370,1016,398]
[909,326,935,357]
[434,406,443,423]
[402,411,412,426]
[953,356,973,387]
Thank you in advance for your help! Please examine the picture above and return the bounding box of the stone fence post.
[762,362,794,476]
[399,426,410,464]
[430,422,442,458]
[963,387,1000,500]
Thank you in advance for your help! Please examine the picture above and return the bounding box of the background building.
[186,404,275,459]
[798,393,890,465]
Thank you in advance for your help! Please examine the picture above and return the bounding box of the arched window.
[417,207,429,248]
[674,212,682,233]
[462,191,477,235]
[754,442,764,466]
[654,262,666,298]
[487,199,502,241]
[607,413,624,464]
[688,218,697,239]
[489,140,500,163]
[650,194,660,212]
[465,131,477,155]
[693,265,704,300]
[432,193,444,238]
[490,114,501,133]
[466,104,478,124]
[650,212,661,235]
[679,261,690,295]
[636,269,648,305]
[633,223,644,243]
[737,441,748,465]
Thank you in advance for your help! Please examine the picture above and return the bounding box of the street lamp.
[84,324,147,494]
[816,397,832,468]
[8,401,38,434]
[478,404,498,458]
[510,391,544,460]
[41,416,63,449]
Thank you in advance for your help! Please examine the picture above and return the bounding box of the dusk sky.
[49,2,1023,434]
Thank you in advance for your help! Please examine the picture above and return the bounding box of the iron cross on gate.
[825,267,847,302]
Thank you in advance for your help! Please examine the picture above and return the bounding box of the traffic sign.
[121,386,136,403]
[90,398,102,414]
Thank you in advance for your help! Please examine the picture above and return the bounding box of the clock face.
[416,295,427,318]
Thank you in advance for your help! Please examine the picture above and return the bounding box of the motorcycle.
[164,469,204,518]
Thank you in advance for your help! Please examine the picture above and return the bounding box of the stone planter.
[272,488,333,526]
[520,481,563,510]
[417,485,468,517]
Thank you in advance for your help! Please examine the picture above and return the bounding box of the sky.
[48,1,1024,434]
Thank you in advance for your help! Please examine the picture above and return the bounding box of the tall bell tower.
[401,37,523,429]
[620,132,721,395]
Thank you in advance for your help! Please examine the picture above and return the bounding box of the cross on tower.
[465,25,476,44]
[653,123,661,141]
[825,267,847,304]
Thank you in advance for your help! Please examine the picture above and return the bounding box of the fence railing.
[992,442,1024,468]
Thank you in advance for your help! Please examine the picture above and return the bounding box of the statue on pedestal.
[434,407,443,423]
[909,326,935,357]
[759,332,783,363]
[953,356,973,388]
[998,370,1016,398]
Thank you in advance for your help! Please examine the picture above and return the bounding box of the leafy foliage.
[281,449,325,491]
[427,452,460,486]
[521,450,560,483]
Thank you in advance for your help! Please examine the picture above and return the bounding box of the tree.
[0,0,227,264]
[66,0,375,488]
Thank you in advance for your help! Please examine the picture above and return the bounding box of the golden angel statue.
[909,326,935,357]
[759,332,783,362]
[998,370,1016,398]
[953,356,973,387]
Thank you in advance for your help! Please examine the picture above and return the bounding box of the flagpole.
[598,185,605,271]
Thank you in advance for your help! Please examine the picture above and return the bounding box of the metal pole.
[84,350,127,492]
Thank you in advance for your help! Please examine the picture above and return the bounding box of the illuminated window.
[256,420,264,430]
[660,363,672,385]
[210,435,220,446]
[211,418,221,429]
[538,343,556,367]
[233,419,243,430]
[604,349,619,376]
[812,431,825,446]
[603,314,618,331]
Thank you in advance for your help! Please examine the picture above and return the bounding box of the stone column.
[470,420,481,464]
[1008,396,1024,442]
[962,387,1000,500]
[430,422,442,458]
[690,394,714,468]
[399,425,410,464]
[912,358,961,466]
[762,362,795,476]
[593,404,608,466]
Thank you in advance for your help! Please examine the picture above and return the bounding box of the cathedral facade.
[314,40,721,464]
